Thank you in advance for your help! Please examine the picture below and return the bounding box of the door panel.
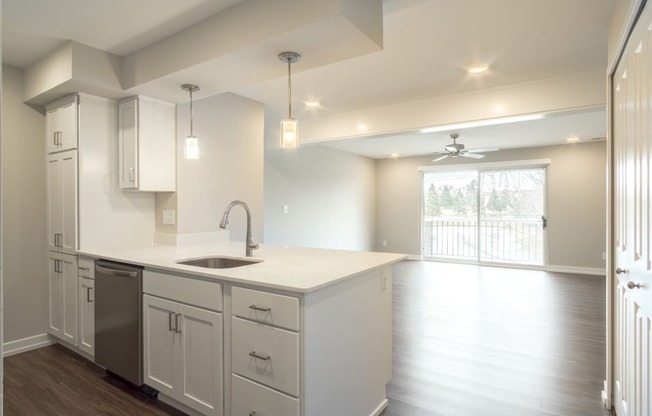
[612,3,652,415]
[143,295,177,396]
[177,304,223,416]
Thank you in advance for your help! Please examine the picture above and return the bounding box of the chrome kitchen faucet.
[219,200,259,257]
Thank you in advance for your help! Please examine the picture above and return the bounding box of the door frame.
[605,0,648,409]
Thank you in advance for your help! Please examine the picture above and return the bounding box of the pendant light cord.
[287,58,292,119]
[189,88,194,137]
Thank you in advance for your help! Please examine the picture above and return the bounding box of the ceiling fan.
[432,133,499,161]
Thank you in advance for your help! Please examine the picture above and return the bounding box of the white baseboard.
[154,230,230,245]
[407,255,422,260]
[371,398,389,416]
[545,265,606,276]
[3,333,54,357]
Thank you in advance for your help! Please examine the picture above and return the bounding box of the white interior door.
[612,3,652,415]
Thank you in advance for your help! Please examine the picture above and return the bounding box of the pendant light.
[278,51,301,149]
[181,84,200,159]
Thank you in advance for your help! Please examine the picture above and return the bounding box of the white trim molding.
[3,333,55,357]
[545,265,606,276]
[418,158,551,172]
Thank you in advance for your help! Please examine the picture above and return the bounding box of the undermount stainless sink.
[176,256,262,269]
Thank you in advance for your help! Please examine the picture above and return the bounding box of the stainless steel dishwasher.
[95,259,143,386]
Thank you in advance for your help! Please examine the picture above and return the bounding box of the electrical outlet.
[382,240,387,247]
[162,210,176,225]
[602,252,606,260]
[380,271,388,291]
[282,205,289,214]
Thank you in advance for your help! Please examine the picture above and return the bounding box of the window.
[422,166,546,266]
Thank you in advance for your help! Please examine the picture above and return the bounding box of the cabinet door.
[48,253,78,346]
[48,255,63,337]
[60,99,78,151]
[143,295,178,397]
[78,277,95,356]
[118,99,138,189]
[47,154,63,251]
[47,151,77,253]
[60,151,78,254]
[46,107,62,153]
[177,304,223,416]
[61,254,79,346]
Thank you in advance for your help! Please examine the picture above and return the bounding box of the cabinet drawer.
[232,287,299,331]
[143,271,222,312]
[231,374,299,416]
[78,258,94,279]
[232,317,300,396]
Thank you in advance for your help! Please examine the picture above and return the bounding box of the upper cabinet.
[46,95,78,153]
[119,96,176,192]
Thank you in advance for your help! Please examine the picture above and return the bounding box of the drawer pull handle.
[249,351,271,361]
[86,287,93,303]
[249,304,271,312]
[78,266,90,271]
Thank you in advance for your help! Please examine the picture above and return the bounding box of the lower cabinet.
[78,276,95,356]
[48,252,78,346]
[143,294,223,416]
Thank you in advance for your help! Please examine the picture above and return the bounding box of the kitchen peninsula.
[80,241,406,416]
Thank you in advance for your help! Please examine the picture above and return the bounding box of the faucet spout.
[219,200,258,257]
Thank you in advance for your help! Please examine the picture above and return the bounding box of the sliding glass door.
[422,166,546,266]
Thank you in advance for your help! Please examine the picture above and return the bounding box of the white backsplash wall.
[264,144,377,252]
[172,92,264,244]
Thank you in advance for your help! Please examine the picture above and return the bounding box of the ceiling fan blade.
[432,154,449,162]
[467,147,499,153]
[461,152,484,159]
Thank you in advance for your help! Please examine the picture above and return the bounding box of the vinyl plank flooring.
[3,344,185,416]
[381,260,613,416]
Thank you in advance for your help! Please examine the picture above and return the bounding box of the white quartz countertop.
[78,242,407,293]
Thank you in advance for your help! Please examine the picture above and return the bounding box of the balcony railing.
[424,217,544,265]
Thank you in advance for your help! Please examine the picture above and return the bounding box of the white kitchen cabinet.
[143,272,223,416]
[118,96,175,192]
[78,258,95,356]
[48,252,78,346]
[47,150,78,254]
[46,95,78,153]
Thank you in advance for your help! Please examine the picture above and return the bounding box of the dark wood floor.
[381,261,612,416]
[3,261,612,416]
[3,343,185,416]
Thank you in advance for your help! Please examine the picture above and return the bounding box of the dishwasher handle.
[95,265,139,278]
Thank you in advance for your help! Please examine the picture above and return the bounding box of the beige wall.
[1,65,49,342]
[264,145,376,251]
[376,141,607,271]
[161,92,264,242]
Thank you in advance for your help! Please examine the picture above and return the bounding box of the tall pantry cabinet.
[45,93,158,353]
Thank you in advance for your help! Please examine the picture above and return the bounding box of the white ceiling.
[2,0,615,158]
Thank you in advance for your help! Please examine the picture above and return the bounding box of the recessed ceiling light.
[467,63,489,74]
[305,101,320,108]
[566,136,580,143]
[390,153,400,158]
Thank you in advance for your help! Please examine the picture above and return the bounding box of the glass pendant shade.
[280,118,298,149]
[185,135,199,159]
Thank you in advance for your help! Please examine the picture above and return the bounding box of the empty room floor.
[382,260,611,416]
